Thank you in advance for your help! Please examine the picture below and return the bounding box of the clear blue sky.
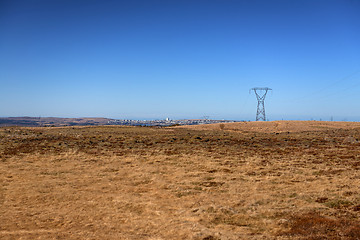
[1,0,360,121]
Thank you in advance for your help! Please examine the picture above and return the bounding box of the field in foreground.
[1,121,360,239]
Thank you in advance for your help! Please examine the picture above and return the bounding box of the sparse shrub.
[324,199,353,209]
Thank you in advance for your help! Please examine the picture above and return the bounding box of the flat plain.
[1,121,360,239]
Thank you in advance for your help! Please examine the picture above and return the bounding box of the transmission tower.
[250,87,272,121]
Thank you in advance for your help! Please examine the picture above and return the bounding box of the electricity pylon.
[250,87,272,121]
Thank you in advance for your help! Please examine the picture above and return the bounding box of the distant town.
[0,117,238,127]
[107,118,237,127]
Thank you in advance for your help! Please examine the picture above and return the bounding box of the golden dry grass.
[0,122,360,239]
[179,120,360,133]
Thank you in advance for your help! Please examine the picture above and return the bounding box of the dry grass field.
[1,121,360,239]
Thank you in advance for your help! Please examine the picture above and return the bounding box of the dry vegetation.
[1,121,360,239]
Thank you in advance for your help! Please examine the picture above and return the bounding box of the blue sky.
[1,0,360,121]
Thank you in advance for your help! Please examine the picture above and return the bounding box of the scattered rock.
[353,204,360,211]
[315,197,329,203]
[324,136,334,142]
[278,218,289,224]
[200,181,224,187]
[343,136,358,144]
[202,236,218,240]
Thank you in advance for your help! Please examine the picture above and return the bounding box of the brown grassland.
[1,121,360,239]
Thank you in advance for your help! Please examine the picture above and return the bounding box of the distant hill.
[0,117,236,127]
[0,117,111,127]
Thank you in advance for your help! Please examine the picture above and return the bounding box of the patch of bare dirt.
[279,211,360,239]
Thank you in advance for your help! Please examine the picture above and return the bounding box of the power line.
[315,79,360,101]
[288,69,360,104]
